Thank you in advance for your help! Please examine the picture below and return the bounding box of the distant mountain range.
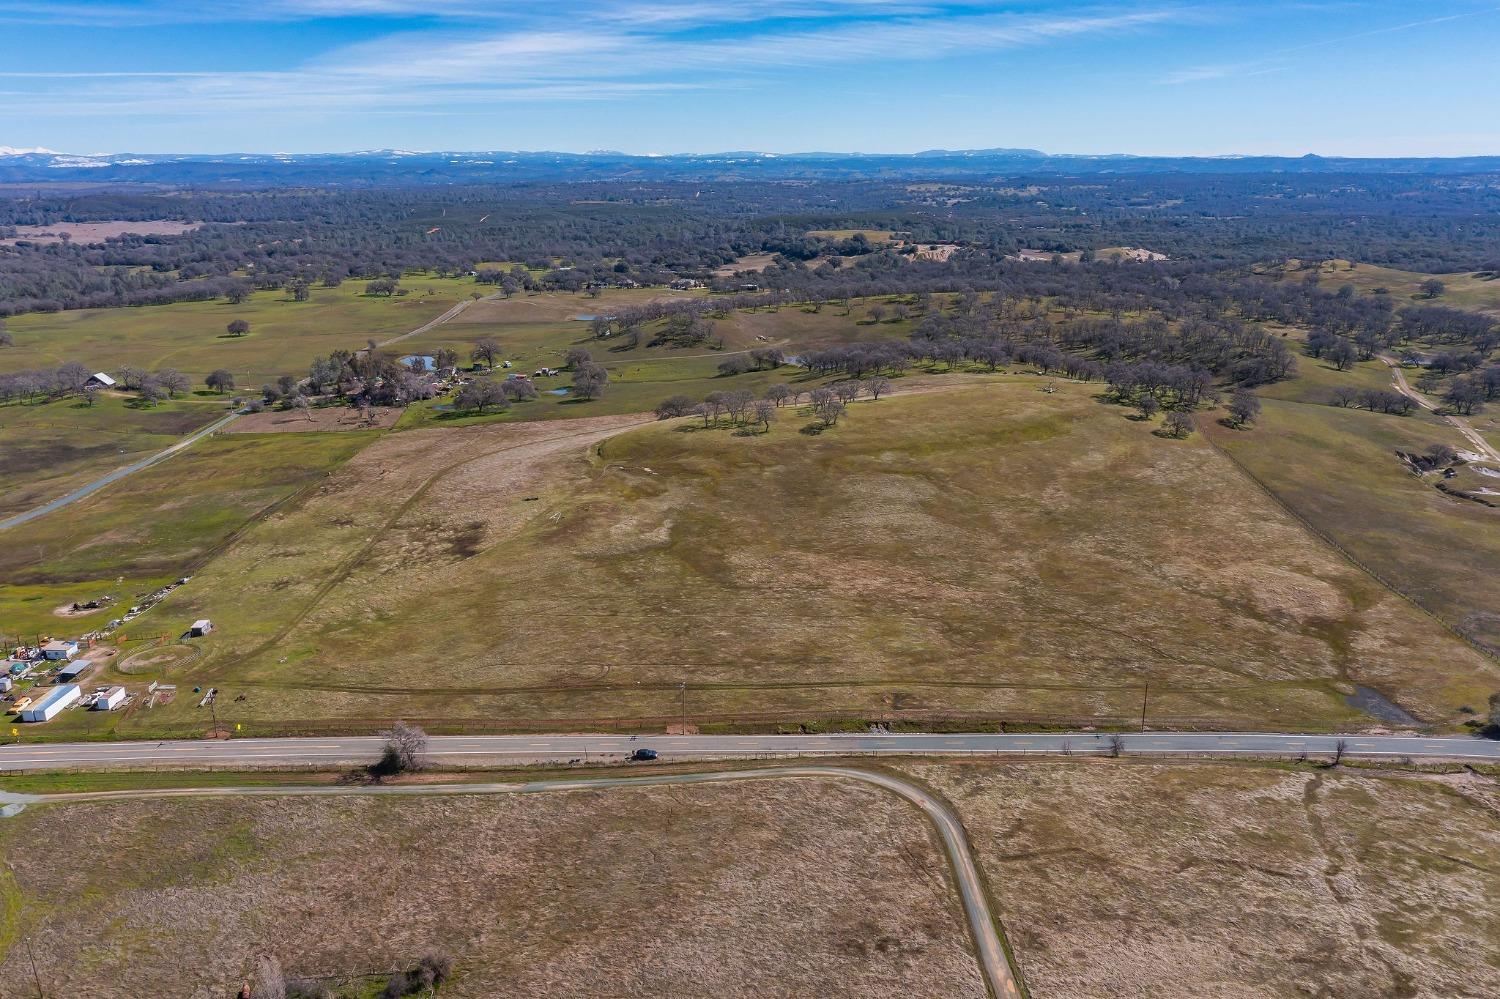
[2,147,1498,187]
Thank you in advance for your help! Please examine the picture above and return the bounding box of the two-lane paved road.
[0,731,1495,771]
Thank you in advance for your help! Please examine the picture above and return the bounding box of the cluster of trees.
[10,169,1500,318]
[0,362,200,407]
[564,348,610,400]
[1398,305,1499,350]
[0,361,96,403]
[285,346,441,412]
[655,375,890,430]
[716,348,785,376]
[1103,361,1219,411]
[1443,371,1500,415]
[453,376,536,414]
[1329,385,1416,415]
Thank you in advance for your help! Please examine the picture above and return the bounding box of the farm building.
[20,684,81,722]
[86,372,116,388]
[40,640,79,660]
[95,687,126,711]
[56,660,89,683]
[189,619,213,637]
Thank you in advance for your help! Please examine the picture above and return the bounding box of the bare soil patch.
[223,406,402,433]
[905,760,1500,999]
[0,220,200,246]
[714,252,777,277]
[0,777,984,998]
[907,243,960,262]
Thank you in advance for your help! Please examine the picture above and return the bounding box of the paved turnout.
[0,731,1496,771]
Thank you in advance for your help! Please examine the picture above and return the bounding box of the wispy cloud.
[1157,61,1284,85]
[3,2,1193,117]
[1158,3,1500,85]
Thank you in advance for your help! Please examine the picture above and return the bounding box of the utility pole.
[679,682,688,730]
[1139,681,1149,733]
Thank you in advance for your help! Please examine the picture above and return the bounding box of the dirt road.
[1381,354,1500,461]
[0,408,241,532]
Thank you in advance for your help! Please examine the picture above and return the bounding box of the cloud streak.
[3,2,1192,117]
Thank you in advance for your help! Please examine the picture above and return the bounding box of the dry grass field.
[0,759,1494,998]
[0,276,476,384]
[0,392,226,517]
[904,759,1500,999]
[0,777,984,999]
[0,430,370,642]
[0,219,201,246]
[115,381,1498,737]
[1205,351,1500,660]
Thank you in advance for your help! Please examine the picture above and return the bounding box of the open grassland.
[113,381,1497,737]
[0,759,1493,998]
[0,431,370,642]
[0,276,475,384]
[1203,382,1500,660]
[0,777,983,999]
[1271,258,1500,315]
[904,759,1500,998]
[0,392,227,516]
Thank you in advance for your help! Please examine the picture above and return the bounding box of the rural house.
[86,372,116,388]
[41,639,79,660]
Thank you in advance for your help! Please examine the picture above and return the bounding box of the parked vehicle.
[629,748,659,761]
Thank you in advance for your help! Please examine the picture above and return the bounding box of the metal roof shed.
[20,684,81,722]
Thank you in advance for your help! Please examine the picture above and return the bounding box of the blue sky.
[1,0,1497,155]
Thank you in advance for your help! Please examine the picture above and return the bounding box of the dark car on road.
[629,748,659,761]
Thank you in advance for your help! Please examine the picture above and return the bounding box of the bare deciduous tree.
[374,721,428,776]
[470,338,502,370]
[752,399,776,432]
[1162,410,1193,438]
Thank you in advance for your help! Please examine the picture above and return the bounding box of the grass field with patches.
[1271,258,1500,314]
[395,297,912,426]
[0,392,228,516]
[906,759,1500,998]
[0,777,983,999]
[0,276,475,384]
[109,380,1498,737]
[1204,385,1500,659]
[0,431,370,643]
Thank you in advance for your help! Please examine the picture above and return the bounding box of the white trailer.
[95,686,126,711]
[20,684,81,722]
